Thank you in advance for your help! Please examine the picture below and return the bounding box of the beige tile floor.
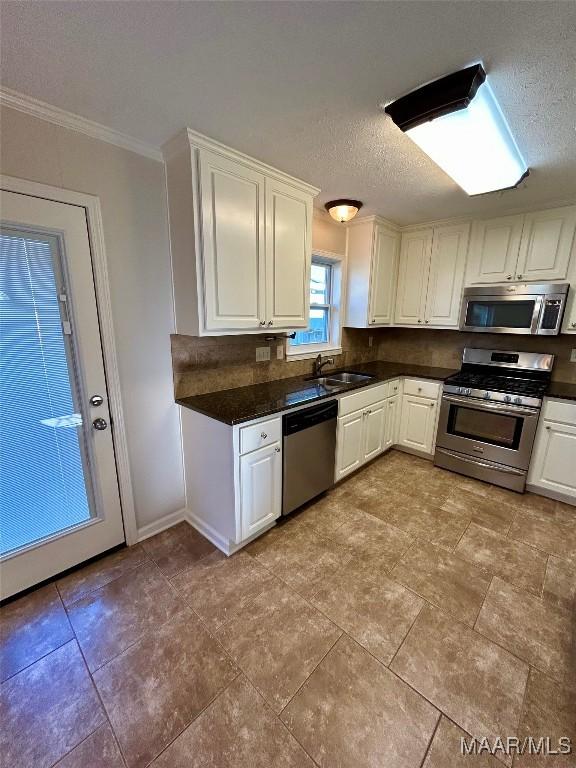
[1,450,575,768]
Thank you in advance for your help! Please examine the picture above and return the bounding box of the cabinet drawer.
[403,378,440,400]
[542,398,576,426]
[240,417,282,454]
[338,383,388,417]
[385,379,401,398]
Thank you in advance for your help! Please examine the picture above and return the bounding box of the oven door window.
[465,300,536,329]
[447,404,524,449]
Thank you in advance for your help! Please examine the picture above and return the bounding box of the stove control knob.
[503,395,512,403]
[514,396,523,405]
[484,391,491,399]
[465,388,472,396]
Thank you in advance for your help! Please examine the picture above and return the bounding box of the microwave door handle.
[531,295,544,334]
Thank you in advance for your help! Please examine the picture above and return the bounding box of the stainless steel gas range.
[434,348,554,492]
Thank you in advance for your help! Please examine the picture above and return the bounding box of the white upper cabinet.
[466,214,523,284]
[395,223,468,328]
[425,223,470,327]
[465,205,576,285]
[344,218,399,327]
[395,228,433,325]
[164,129,319,336]
[199,150,266,331]
[265,178,311,329]
[517,206,576,282]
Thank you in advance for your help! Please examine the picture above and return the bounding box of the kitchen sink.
[309,371,375,388]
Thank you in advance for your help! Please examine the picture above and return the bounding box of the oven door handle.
[435,448,526,475]
[441,394,539,419]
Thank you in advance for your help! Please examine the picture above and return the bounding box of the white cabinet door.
[199,149,266,331]
[369,224,399,325]
[363,401,386,462]
[425,223,470,327]
[240,441,281,540]
[265,178,311,329]
[398,395,437,455]
[395,229,433,325]
[529,420,576,499]
[384,395,400,450]
[466,215,523,285]
[336,410,365,480]
[517,205,576,282]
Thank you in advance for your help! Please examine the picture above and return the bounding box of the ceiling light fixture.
[384,64,529,196]
[325,199,363,223]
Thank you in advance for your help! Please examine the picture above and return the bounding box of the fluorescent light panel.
[385,65,528,196]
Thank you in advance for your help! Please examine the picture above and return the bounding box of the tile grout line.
[417,709,442,768]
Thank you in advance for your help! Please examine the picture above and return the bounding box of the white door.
[335,410,365,480]
[199,149,266,331]
[265,178,311,329]
[384,395,400,450]
[363,401,386,461]
[0,190,124,598]
[369,224,399,325]
[398,395,436,455]
[240,442,281,540]
[425,223,469,327]
[466,215,523,284]
[395,229,433,325]
[516,206,576,282]
[528,421,576,499]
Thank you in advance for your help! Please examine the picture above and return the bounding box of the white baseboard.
[136,508,187,542]
[184,509,276,556]
[394,444,434,461]
[525,484,576,507]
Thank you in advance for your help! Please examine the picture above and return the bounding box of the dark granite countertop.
[176,360,458,425]
[546,381,576,402]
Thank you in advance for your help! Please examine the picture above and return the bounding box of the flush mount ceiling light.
[325,199,363,223]
[384,64,529,196]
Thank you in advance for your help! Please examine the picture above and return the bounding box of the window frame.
[286,249,344,361]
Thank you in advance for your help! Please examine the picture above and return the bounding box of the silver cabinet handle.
[261,432,267,439]
[90,394,104,407]
[275,446,281,453]
[92,418,108,431]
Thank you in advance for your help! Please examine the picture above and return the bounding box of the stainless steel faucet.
[313,354,335,377]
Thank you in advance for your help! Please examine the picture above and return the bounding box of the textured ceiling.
[1,1,575,225]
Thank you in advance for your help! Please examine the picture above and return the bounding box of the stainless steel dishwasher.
[282,400,338,515]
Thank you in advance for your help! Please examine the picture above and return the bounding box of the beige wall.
[312,209,347,254]
[1,106,185,532]
[376,327,576,383]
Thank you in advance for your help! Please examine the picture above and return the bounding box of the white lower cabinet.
[384,394,400,450]
[335,409,365,480]
[397,393,438,456]
[240,441,282,540]
[528,399,576,503]
[363,401,386,461]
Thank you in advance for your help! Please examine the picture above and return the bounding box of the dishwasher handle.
[283,400,338,436]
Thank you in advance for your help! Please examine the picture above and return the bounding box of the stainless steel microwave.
[460,283,569,335]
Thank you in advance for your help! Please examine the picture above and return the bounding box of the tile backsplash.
[171,328,377,398]
[171,326,576,399]
[376,328,576,383]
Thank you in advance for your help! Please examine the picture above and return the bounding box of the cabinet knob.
[429,402,434,407]
[261,432,267,439]
[506,275,512,280]
[418,319,422,324]
[259,320,266,326]
[418,387,422,392]
[275,446,281,453]
[545,425,551,430]
[268,320,273,326]
[425,320,430,324]
[571,322,576,328]
[517,274,523,280]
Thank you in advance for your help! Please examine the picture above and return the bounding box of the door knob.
[92,418,108,431]
[90,394,104,407]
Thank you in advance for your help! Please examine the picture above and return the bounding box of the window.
[287,253,342,358]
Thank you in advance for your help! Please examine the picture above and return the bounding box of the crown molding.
[345,213,400,231]
[0,87,163,162]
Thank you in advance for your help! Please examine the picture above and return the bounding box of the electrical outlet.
[277,344,284,360]
[255,346,270,362]
[570,349,576,363]
[368,335,373,348]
